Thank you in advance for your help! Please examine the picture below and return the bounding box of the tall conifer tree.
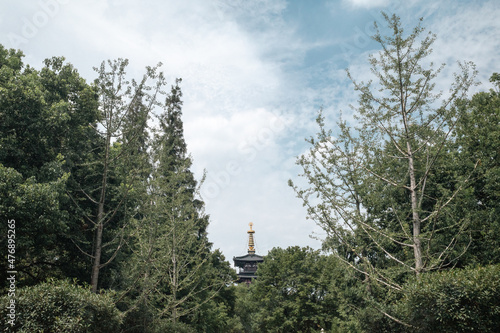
[123,79,233,330]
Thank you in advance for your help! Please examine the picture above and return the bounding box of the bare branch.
[71,239,95,259]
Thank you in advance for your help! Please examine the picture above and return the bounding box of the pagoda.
[233,222,264,284]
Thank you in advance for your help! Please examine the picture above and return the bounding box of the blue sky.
[1,0,499,263]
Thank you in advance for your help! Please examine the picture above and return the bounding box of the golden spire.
[247,222,255,254]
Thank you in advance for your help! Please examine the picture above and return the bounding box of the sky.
[1,0,499,264]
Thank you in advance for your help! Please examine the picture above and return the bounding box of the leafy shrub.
[397,265,500,332]
[0,279,121,332]
[148,319,196,333]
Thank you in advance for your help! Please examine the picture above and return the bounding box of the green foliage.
[186,250,239,332]
[290,12,477,287]
[232,283,259,333]
[118,80,235,332]
[288,13,490,331]
[82,58,169,292]
[148,320,197,333]
[396,265,500,332]
[229,247,367,332]
[0,162,71,289]
[453,73,500,265]
[0,44,236,331]
[1,25,498,331]
[0,45,99,179]
[0,44,101,287]
[250,246,341,332]
[0,280,121,332]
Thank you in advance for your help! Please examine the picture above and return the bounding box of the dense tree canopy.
[0,46,99,288]
[453,74,500,266]
[0,44,235,332]
[250,246,340,332]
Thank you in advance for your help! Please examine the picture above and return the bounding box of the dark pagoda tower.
[233,222,264,284]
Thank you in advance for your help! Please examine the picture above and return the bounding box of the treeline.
[1,13,500,333]
[0,47,236,332]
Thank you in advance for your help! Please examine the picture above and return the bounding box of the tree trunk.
[407,144,423,275]
[91,214,103,293]
[172,222,178,324]
[91,132,111,293]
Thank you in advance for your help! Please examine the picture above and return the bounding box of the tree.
[0,45,100,287]
[0,49,99,179]
[120,80,234,330]
[396,264,500,332]
[453,73,500,265]
[0,163,69,289]
[250,246,342,333]
[0,279,122,332]
[289,12,477,310]
[71,59,167,293]
[185,249,239,332]
[0,45,237,330]
[231,283,258,333]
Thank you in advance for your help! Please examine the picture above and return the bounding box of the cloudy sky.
[1,0,499,263]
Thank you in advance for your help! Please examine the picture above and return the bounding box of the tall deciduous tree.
[72,59,167,293]
[290,12,477,292]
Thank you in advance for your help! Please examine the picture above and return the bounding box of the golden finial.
[247,222,255,254]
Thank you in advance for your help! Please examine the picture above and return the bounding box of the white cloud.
[343,0,390,9]
[428,1,500,92]
[2,0,499,262]
[185,107,291,177]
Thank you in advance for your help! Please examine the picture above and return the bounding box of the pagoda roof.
[236,271,258,281]
[233,253,264,267]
